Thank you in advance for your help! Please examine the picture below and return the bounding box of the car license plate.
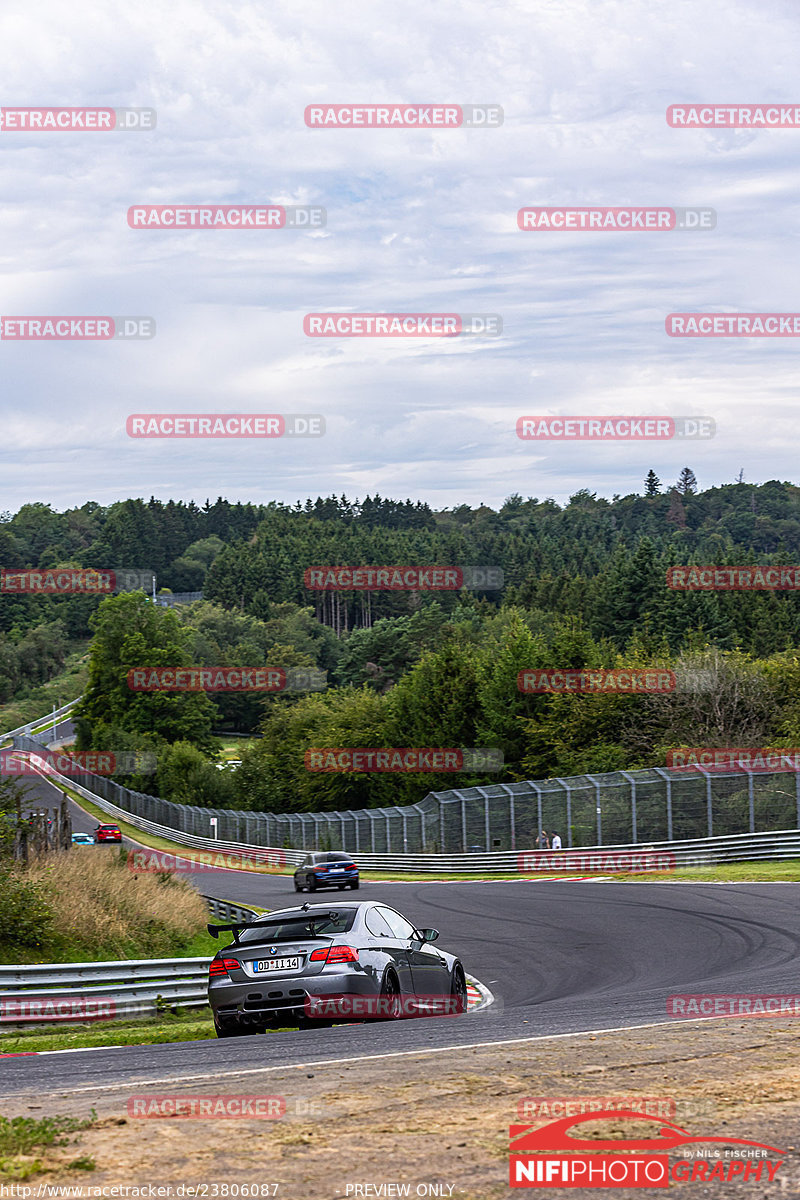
[253,957,300,973]
[330,868,344,873]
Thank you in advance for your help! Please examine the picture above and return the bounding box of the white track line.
[4,1017,742,1096]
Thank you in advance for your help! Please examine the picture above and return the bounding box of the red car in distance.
[95,823,122,843]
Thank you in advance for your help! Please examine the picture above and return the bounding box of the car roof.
[255,901,372,919]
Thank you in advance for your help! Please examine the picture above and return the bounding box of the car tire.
[294,879,302,892]
[450,964,468,1015]
[308,877,316,891]
[378,970,402,1020]
[350,880,359,890]
[213,1017,248,1038]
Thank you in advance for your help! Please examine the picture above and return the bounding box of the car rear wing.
[208,912,343,944]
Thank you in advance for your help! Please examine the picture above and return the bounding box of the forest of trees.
[5,476,800,813]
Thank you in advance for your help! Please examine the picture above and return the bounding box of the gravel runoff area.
[3,1018,800,1198]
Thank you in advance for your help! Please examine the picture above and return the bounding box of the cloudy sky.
[1,0,799,514]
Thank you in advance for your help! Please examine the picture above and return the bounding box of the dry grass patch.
[2,848,211,961]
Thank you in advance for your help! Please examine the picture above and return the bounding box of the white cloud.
[1,0,799,511]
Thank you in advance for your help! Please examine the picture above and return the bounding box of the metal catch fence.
[12,735,800,855]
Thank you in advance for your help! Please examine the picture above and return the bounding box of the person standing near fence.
[551,832,562,851]
[535,829,550,850]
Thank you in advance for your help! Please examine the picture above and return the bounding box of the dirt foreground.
[5,1020,800,1198]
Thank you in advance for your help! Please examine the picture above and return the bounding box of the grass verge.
[0,1009,218,1055]
[0,848,215,964]
[0,1111,97,1180]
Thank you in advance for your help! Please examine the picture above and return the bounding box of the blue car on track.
[294,851,359,891]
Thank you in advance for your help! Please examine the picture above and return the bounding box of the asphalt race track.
[2,770,800,1099]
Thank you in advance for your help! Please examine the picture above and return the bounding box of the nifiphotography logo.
[508,1109,784,1188]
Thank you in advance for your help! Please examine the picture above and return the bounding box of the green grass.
[0,1009,219,1054]
[0,1111,96,1180]
[211,735,257,763]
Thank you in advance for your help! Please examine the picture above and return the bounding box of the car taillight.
[309,945,359,964]
[314,866,328,872]
[209,957,240,978]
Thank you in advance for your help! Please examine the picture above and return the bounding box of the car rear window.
[238,909,357,944]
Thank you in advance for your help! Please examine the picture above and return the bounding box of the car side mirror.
[417,928,439,943]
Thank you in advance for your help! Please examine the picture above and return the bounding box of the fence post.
[555,779,572,848]
[586,774,602,846]
[412,803,426,853]
[652,768,673,841]
[747,770,755,833]
[700,768,713,837]
[620,771,637,843]
[498,784,516,850]
[460,792,467,853]
[796,772,800,830]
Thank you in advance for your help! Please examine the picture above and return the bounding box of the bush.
[0,869,53,948]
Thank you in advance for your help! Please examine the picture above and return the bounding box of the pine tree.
[666,489,687,529]
[644,470,660,496]
[676,467,698,495]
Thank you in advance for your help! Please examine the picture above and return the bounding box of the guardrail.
[0,896,259,1026]
[202,895,260,923]
[0,700,79,747]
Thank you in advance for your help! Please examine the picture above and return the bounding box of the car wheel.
[294,879,302,892]
[450,964,468,1015]
[213,1016,248,1038]
[350,880,359,890]
[379,970,402,1020]
[308,877,317,891]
